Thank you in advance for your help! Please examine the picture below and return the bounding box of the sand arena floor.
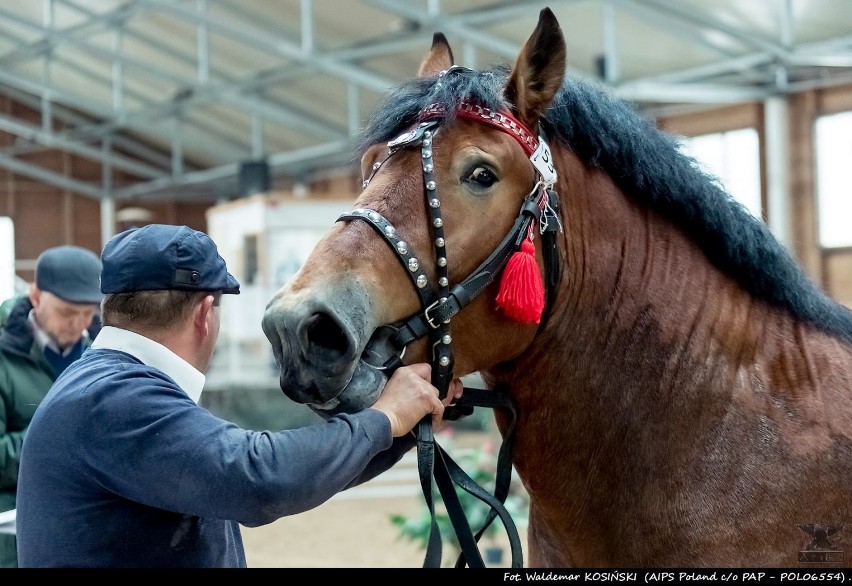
[241,430,527,568]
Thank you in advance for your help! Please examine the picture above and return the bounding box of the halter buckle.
[388,120,440,151]
[424,298,446,329]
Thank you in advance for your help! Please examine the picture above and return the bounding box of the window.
[243,234,259,285]
[815,111,852,248]
[679,128,762,220]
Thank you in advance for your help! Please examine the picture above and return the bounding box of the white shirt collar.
[28,309,89,356]
[91,326,206,404]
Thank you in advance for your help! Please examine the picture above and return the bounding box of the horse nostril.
[303,312,351,359]
[261,314,284,366]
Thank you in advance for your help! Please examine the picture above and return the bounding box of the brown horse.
[262,8,852,567]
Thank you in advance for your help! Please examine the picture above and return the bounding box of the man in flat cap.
[0,245,103,567]
[16,224,461,568]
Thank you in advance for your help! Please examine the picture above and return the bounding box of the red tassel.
[496,239,544,323]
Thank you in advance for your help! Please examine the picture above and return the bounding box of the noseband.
[336,84,561,568]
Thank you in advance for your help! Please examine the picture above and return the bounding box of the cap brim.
[221,272,240,294]
[52,292,104,305]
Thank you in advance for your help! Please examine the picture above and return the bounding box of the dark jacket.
[0,296,93,567]
[16,346,414,567]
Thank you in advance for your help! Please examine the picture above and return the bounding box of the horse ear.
[504,8,566,129]
[418,32,455,77]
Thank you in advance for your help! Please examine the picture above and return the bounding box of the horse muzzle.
[261,283,399,414]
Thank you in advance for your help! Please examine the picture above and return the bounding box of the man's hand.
[433,377,464,433]
[371,363,464,437]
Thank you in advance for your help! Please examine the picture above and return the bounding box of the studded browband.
[419,101,540,156]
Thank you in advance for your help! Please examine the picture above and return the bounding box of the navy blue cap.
[36,245,104,304]
[100,224,240,295]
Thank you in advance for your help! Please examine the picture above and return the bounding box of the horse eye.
[463,166,497,189]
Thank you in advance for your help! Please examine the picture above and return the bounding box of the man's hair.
[101,290,220,333]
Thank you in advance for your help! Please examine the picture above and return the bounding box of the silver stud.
[384,225,396,238]
[442,334,452,344]
[438,277,448,287]
[437,257,446,267]
[424,163,433,172]
[425,131,432,138]
[362,179,369,188]
[439,356,450,366]
[426,181,436,191]
[416,275,427,288]
[408,258,419,272]
[440,297,447,303]
[396,241,408,255]
[429,198,440,208]
[435,237,445,247]
[372,161,381,170]
[433,218,443,228]
[369,211,380,222]
[422,150,432,159]
[423,138,432,146]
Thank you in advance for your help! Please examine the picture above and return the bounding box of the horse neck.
[485,151,825,494]
[530,152,756,374]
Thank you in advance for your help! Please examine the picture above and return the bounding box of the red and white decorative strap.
[419,101,540,156]
[419,101,556,188]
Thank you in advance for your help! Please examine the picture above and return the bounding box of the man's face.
[30,288,99,349]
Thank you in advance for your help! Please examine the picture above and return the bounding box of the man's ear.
[29,284,41,308]
[194,294,216,336]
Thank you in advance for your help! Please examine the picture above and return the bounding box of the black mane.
[357,66,852,342]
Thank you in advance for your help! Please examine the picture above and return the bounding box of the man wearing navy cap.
[16,224,461,568]
[0,245,103,567]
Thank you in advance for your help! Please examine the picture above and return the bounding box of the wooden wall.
[0,96,212,283]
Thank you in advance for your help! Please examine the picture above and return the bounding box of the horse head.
[262,9,567,416]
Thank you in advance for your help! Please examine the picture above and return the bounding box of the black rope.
[415,420,445,568]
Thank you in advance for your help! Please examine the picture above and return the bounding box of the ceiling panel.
[0,0,850,202]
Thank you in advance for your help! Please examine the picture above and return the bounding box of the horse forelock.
[358,68,852,343]
[356,66,509,157]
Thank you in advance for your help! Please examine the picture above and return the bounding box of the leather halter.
[341,108,561,396]
[336,91,561,568]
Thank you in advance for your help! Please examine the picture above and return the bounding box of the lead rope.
[441,387,523,568]
[416,388,522,568]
